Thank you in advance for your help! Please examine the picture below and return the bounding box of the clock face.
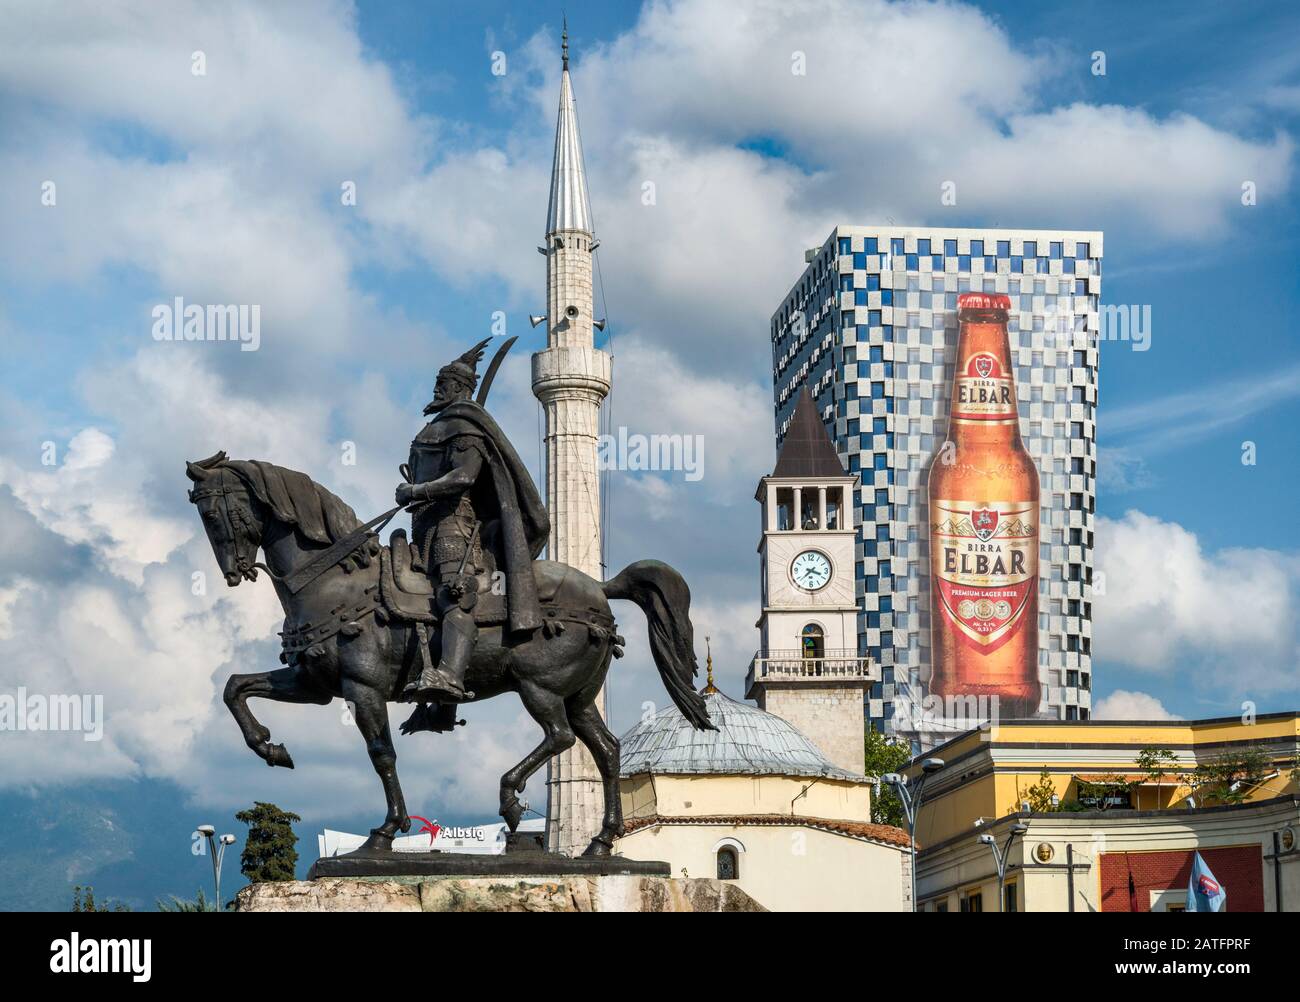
[791,550,832,591]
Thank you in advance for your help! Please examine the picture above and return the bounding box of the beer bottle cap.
[957,291,1011,315]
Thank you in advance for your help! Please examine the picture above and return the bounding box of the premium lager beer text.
[927,292,1040,717]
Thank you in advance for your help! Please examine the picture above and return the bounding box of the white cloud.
[370,0,1294,382]
[1093,689,1180,721]
[1093,510,1297,692]
[1105,362,1300,453]
[0,0,423,182]
[1096,447,1155,493]
[0,426,191,584]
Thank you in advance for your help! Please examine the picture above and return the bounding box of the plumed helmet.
[437,337,493,392]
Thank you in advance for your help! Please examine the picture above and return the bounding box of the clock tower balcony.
[745,648,878,701]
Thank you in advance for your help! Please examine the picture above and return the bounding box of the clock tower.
[746,387,877,774]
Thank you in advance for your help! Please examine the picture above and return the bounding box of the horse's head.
[186,452,265,587]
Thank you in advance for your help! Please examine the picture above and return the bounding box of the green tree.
[71,885,129,912]
[157,888,216,912]
[1075,773,1138,811]
[1022,768,1058,813]
[1185,747,1272,806]
[864,728,911,827]
[1136,746,1179,809]
[235,802,301,883]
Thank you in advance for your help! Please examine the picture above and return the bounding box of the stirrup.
[406,668,471,703]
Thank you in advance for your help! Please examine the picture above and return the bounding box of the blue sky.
[0,0,1298,906]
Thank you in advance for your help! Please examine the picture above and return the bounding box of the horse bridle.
[188,471,276,583]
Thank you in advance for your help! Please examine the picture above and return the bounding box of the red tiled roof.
[1074,774,1157,784]
[621,814,913,850]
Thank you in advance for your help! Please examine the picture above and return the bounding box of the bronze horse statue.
[185,452,711,857]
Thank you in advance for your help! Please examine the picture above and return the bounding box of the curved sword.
[475,336,517,406]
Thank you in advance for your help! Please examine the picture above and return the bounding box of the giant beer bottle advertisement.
[925,292,1041,722]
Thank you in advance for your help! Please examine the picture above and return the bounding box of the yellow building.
[917,796,1300,912]
[613,676,912,911]
[905,713,1300,848]
[904,713,1300,912]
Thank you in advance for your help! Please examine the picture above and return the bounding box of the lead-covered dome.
[618,689,866,782]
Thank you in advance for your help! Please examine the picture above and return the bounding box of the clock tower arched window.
[801,624,825,660]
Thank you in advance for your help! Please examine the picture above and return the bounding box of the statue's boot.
[405,610,475,702]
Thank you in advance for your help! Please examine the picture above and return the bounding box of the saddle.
[378,528,508,626]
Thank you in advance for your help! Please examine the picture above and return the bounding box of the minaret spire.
[546,21,593,239]
[533,19,613,857]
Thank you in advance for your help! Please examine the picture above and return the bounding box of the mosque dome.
[618,688,867,783]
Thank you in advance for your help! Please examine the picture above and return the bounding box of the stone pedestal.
[307,847,667,880]
[236,876,765,913]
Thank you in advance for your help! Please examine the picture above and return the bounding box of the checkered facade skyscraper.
[770,226,1102,745]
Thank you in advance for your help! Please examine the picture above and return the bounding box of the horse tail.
[603,560,714,731]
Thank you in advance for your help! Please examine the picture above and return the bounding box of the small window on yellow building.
[717,847,739,881]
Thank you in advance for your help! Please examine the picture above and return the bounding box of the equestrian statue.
[185,338,713,858]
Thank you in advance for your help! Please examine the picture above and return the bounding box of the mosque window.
[716,847,739,881]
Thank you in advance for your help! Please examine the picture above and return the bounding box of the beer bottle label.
[951,351,1017,422]
[931,499,1037,652]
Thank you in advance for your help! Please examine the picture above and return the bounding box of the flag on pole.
[1187,851,1227,912]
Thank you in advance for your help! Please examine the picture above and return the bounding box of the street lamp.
[197,825,237,910]
[883,756,945,912]
[979,822,1028,912]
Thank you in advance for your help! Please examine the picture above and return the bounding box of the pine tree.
[71,885,129,912]
[235,802,301,882]
[157,888,216,912]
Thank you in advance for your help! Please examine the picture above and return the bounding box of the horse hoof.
[581,838,613,858]
[500,795,523,832]
[264,743,294,768]
[360,830,394,853]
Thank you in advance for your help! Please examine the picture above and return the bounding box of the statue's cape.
[427,399,549,633]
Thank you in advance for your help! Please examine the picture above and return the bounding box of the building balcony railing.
[745,648,878,694]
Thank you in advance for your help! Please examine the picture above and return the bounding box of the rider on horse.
[396,338,549,702]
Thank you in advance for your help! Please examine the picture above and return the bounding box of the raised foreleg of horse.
[223,667,332,768]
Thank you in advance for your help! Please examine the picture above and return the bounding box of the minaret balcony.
[531,344,612,398]
[745,648,878,697]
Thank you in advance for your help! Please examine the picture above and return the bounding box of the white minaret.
[532,24,612,856]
